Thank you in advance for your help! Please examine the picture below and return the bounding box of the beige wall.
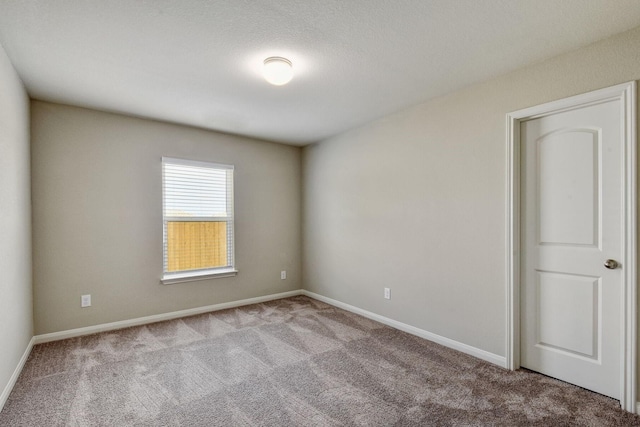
[31,102,302,335]
[303,26,640,358]
[0,43,32,402]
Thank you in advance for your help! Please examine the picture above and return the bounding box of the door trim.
[505,81,637,412]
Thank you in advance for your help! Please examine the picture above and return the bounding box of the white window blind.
[162,157,235,283]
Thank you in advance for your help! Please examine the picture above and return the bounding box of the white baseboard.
[302,290,507,368]
[34,290,303,344]
[0,336,35,413]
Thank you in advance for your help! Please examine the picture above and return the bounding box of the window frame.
[161,157,237,285]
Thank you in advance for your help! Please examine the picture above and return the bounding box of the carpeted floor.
[1,296,639,426]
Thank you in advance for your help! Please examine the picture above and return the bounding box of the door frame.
[505,81,637,412]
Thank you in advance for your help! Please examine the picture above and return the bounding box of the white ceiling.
[1,1,640,145]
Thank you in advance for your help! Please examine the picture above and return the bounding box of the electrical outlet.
[384,288,390,300]
[81,294,91,308]
[281,270,287,280]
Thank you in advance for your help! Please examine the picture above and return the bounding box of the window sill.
[161,268,238,285]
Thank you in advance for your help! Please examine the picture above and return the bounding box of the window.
[161,157,236,284]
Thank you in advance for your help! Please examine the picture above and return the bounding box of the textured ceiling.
[1,1,640,145]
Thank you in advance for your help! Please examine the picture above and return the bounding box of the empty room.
[2,1,640,425]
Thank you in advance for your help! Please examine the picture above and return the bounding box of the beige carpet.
[1,295,639,426]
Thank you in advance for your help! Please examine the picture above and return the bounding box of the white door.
[520,98,623,399]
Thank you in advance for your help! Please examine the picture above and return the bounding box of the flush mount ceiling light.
[263,56,293,86]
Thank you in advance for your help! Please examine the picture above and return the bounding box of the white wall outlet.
[81,294,91,308]
[384,288,390,299]
[281,270,287,280]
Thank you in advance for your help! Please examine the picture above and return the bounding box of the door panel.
[537,129,599,247]
[521,100,621,399]
[536,271,599,359]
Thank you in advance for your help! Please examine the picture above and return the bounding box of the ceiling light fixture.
[263,56,293,86]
